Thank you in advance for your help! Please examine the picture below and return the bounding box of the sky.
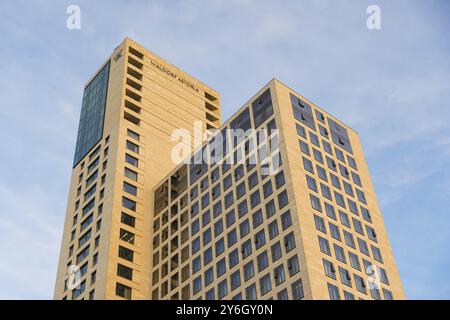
[0,0,449,299]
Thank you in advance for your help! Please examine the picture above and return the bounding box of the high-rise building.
[55,38,404,300]
[54,38,221,300]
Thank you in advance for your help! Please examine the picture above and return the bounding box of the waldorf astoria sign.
[149,59,199,93]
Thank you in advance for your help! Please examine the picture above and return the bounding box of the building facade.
[54,38,221,300]
[55,38,404,300]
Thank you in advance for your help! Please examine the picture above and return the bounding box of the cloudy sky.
[0,0,449,299]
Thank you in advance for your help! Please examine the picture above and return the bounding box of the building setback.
[54,38,404,300]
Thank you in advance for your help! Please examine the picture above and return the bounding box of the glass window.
[281,211,292,229]
[257,251,269,272]
[243,261,255,281]
[231,270,241,290]
[318,236,331,256]
[259,273,272,295]
[327,283,340,300]
[323,259,336,279]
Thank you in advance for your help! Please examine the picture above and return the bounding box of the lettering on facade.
[150,59,199,92]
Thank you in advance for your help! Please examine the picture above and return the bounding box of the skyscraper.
[55,38,404,300]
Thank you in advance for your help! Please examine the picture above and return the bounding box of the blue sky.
[0,0,449,299]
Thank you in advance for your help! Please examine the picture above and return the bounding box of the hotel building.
[54,38,404,300]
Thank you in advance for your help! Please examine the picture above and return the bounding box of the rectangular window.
[126,140,139,154]
[124,167,138,181]
[117,264,133,280]
[121,212,136,228]
[123,182,137,196]
[127,129,140,141]
[125,154,138,167]
[122,197,136,211]
[120,228,135,244]
[118,246,134,262]
[116,283,132,299]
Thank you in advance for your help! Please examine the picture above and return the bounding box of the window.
[250,190,261,208]
[354,275,367,294]
[288,255,300,276]
[124,167,138,181]
[302,157,314,173]
[314,215,326,233]
[324,203,337,220]
[257,251,269,272]
[127,129,140,141]
[122,197,136,211]
[317,166,328,181]
[334,191,346,208]
[274,265,286,286]
[299,140,310,155]
[334,244,347,263]
[123,182,137,196]
[278,190,289,209]
[116,283,132,299]
[339,210,350,227]
[117,264,133,280]
[241,239,252,258]
[125,154,138,167]
[291,280,304,299]
[277,289,289,300]
[192,256,201,273]
[318,236,331,256]
[218,280,228,299]
[229,249,239,268]
[245,284,257,299]
[126,140,139,154]
[120,228,134,244]
[329,223,341,241]
[243,261,255,281]
[372,245,383,263]
[383,288,394,300]
[237,200,248,217]
[193,276,202,294]
[265,200,276,218]
[321,184,332,200]
[268,220,279,239]
[281,210,292,230]
[323,259,336,279]
[254,230,266,249]
[313,148,323,163]
[205,288,215,300]
[226,210,235,228]
[310,194,322,212]
[284,232,296,252]
[330,173,341,188]
[215,238,225,257]
[216,258,226,277]
[348,252,361,271]
[275,171,285,188]
[227,229,237,247]
[118,246,133,262]
[72,280,86,299]
[239,219,250,238]
[306,175,317,192]
[259,273,272,295]
[271,242,282,262]
[339,267,352,287]
[263,180,273,198]
[205,267,214,286]
[328,283,340,300]
[344,231,355,248]
[231,270,241,290]
[358,238,370,256]
[121,212,135,228]
[296,123,306,138]
[252,209,264,229]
